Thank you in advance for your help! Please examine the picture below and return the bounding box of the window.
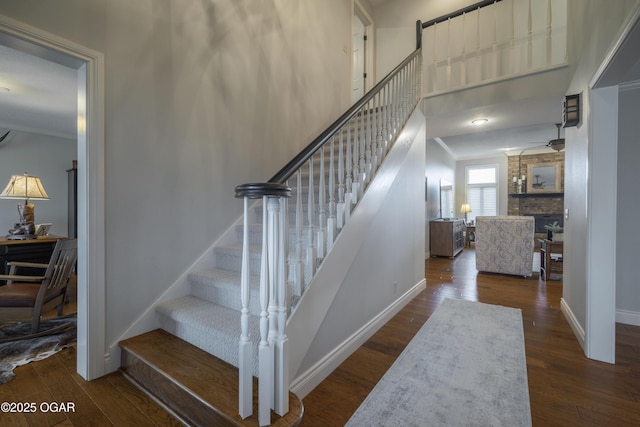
[466,165,497,223]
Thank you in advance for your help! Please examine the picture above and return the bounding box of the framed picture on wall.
[527,162,561,193]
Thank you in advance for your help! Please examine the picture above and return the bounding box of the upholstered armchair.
[475,216,535,277]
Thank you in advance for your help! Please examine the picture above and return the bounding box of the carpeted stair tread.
[188,268,261,315]
[156,296,259,373]
[119,329,303,427]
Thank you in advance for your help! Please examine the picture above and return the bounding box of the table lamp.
[0,172,49,239]
[460,203,471,223]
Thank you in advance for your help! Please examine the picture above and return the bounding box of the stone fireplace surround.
[507,152,565,242]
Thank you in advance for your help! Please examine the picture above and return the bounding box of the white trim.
[590,5,640,89]
[561,298,585,351]
[585,86,617,364]
[616,309,640,327]
[0,14,106,380]
[290,279,426,399]
[424,62,568,99]
[434,137,457,159]
[619,80,640,92]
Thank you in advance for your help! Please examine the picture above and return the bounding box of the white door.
[352,14,366,103]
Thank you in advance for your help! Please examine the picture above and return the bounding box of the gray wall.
[0,130,75,237]
[0,0,353,354]
[617,85,640,316]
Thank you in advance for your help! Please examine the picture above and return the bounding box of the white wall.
[0,130,75,237]
[616,85,640,322]
[373,0,472,78]
[289,108,426,394]
[0,0,353,357]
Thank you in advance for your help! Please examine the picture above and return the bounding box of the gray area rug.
[346,298,532,427]
[0,315,76,384]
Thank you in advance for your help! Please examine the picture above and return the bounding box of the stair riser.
[190,278,261,316]
[121,350,235,426]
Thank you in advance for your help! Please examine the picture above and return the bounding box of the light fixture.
[460,203,471,223]
[0,172,49,239]
[562,94,580,127]
[471,118,488,125]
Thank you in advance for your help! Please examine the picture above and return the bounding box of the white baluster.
[476,7,481,83]
[383,84,390,154]
[510,0,515,74]
[351,115,360,204]
[275,197,289,416]
[327,137,337,247]
[446,17,452,89]
[371,92,380,173]
[294,171,304,295]
[359,108,366,191]
[258,196,271,427]
[239,196,252,420]
[364,101,372,182]
[337,130,345,229]
[492,1,498,79]
[317,147,326,259]
[432,22,438,92]
[546,0,552,66]
[527,0,532,69]
[461,12,467,87]
[306,158,316,281]
[345,118,353,217]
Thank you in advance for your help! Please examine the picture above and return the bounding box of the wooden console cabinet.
[0,236,59,275]
[430,219,465,258]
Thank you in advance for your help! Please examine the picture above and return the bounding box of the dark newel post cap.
[235,182,292,199]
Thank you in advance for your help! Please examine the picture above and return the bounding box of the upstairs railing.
[420,0,567,95]
[235,49,421,426]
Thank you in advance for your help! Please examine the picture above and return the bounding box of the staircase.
[119,48,422,425]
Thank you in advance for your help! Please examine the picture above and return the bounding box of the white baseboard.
[290,278,427,399]
[561,297,585,351]
[616,309,640,326]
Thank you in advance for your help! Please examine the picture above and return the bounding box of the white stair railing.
[235,49,421,425]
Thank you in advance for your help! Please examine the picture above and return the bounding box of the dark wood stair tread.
[120,329,303,426]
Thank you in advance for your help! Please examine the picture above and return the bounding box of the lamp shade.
[0,173,49,202]
[460,203,471,214]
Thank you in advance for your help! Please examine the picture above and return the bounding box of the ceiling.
[0,44,77,141]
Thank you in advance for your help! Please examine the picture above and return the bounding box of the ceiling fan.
[524,123,564,152]
[545,123,565,152]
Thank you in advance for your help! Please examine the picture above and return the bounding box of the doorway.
[352,3,374,104]
[0,17,106,380]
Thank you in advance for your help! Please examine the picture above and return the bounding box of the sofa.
[475,216,535,277]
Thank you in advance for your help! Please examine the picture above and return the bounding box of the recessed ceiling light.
[471,118,488,125]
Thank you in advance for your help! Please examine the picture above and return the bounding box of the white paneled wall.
[422,0,567,95]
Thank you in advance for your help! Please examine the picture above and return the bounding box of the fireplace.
[529,214,563,233]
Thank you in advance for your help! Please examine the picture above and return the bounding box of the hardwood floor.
[2,248,640,426]
[301,248,640,427]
